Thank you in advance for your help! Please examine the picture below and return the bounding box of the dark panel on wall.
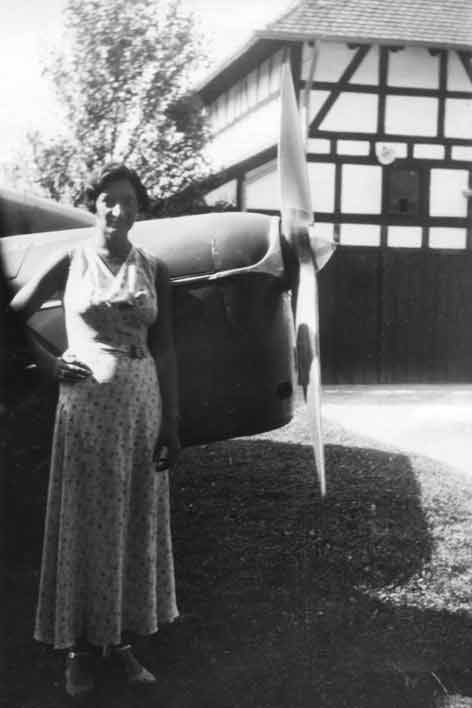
[381,250,472,382]
[381,250,439,382]
[319,248,381,384]
[319,247,472,384]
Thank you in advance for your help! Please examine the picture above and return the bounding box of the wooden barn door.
[319,247,472,384]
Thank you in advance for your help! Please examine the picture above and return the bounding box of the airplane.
[0,64,335,495]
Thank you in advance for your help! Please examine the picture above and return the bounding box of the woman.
[10,164,181,696]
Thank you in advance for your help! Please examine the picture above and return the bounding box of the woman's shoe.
[111,644,156,685]
[65,651,95,697]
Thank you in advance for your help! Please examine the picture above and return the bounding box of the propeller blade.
[293,230,326,497]
[278,59,327,496]
[309,226,336,272]
[279,61,335,270]
[278,61,313,238]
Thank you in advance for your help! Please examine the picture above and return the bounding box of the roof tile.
[263,0,472,49]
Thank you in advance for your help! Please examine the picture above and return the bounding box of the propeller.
[278,60,335,497]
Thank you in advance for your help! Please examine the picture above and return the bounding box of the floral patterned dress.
[34,243,178,650]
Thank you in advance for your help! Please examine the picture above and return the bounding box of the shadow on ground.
[4,393,472,707]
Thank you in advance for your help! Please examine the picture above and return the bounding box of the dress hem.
[33,610,180,650]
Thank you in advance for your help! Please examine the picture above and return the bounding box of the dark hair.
[83,163,150,213]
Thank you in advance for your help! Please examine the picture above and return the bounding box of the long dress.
[34,243,179,650]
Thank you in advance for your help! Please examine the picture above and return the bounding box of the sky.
[0,0,295,164]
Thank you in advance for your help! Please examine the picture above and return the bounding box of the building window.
[258,58,270,98]
[247,68,258,107]
[240,76,249,114]
[208,49,283,134]
[386,167,420,217]
[269,49,283,94]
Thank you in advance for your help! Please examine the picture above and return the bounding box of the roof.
[197,0,472,100]
[264,0,472,50]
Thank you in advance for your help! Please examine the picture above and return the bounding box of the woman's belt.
[97,342,149,359]
[64,342,150,360]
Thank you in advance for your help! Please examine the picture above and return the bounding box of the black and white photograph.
[2,1,472,706]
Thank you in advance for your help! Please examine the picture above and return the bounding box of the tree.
[28,0,210,208]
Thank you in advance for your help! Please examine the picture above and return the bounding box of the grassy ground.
[4,375,472,707]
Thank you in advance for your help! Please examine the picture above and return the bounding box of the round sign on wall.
[375,143,397,165]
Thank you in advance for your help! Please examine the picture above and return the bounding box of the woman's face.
[95,178,139,240]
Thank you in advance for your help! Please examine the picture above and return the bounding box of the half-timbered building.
[196,0,472,384]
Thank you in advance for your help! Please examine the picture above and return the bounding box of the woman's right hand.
[155,418,181,470]
[55,356,93,383]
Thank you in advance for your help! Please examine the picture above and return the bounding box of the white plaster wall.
[321,93,378,133]
[302,42,378,85]
[385,96,438,136]
[313,222,335,242]
[337,140,370,155]
[429,228,467,249]
[430,169,469,217]
[445,99,472,139]
[204,179,238,207]
[413,144,445,159]
[387,47,439,89]
[304,90,331,125]
[244,161,278,210]
[350,46,379,85]
[341,164,382,214]
[447,52,472,91]
[340,224,380,246]
[307,162,336,212]
[205,95,281,170]
[387,226,422,248]
[308,138,331,153]
[302,42,356,82]
[452,146,472,161]
[244,160,336,214]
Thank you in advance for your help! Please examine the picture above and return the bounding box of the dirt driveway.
[322,385,472,475]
